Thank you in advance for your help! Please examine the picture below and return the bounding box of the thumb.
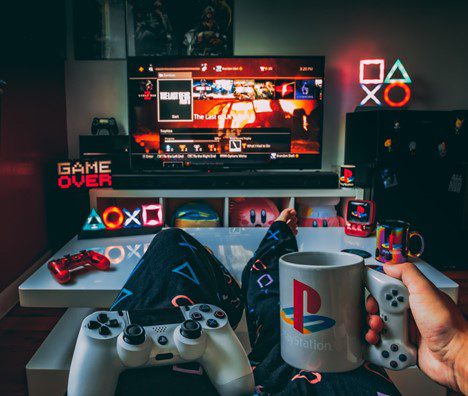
[383,262,452,339]
[383,262,438,298]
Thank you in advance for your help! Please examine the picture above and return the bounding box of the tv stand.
[113,170,338,190]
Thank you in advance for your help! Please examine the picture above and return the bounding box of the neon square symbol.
[141,204,163,227]
[360,59,385,84]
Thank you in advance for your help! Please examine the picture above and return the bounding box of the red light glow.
[384,82,411,107]
[102,206,125,229]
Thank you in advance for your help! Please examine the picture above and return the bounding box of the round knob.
[180,320,201,340]
[123,324,146,345]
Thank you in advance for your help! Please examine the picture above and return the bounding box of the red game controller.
[47,250,110,284]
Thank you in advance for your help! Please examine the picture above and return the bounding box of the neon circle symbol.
[384,82,411,108]
[102,206,124,229]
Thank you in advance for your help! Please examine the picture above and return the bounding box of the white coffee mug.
[279,251,416,372]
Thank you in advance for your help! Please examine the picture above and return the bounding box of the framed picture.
[126,0,234,56]
[73,0,126,60]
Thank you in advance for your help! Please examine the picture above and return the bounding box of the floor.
[0,305,65,396]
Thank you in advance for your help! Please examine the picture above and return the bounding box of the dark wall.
[0,1,69,292]
[0,62,69,292]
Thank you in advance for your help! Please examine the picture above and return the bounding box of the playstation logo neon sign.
[359,59,412,108]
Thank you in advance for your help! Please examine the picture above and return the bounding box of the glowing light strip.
[360,84,382,106]
[384,83,411,107]
[384,59,412,83]
[359,59,385,84]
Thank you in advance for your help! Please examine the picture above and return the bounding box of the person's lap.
[111,224,400,396]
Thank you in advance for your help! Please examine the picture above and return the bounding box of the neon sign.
[57,160,112,190]
[79,204,163,239]
[359,59,412,108]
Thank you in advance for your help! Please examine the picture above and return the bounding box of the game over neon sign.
[57,160,112,189]
[359,59,412,108]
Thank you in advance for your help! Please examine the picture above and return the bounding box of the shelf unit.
[89,188,365,228]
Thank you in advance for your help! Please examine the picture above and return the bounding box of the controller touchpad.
[129,308,184,326]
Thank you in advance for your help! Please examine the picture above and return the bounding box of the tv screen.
[128,56,324,170]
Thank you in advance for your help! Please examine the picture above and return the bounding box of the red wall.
[0,62,68,292]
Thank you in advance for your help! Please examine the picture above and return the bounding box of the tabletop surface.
[19,227,459,307]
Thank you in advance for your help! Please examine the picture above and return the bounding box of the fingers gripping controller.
[365,268,417,370]
[68,305,254,396]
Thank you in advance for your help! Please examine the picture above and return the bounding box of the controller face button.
[390,360,398,369]
[180,320,202,339]
[108,319,119,328]
[123,324,146,345]
[97,313,109,324]
[157,336,168,345]
[391,344,399,352]
[214,310,226,319]
[391,301,398,307]
[99,326,111,336]
[381,350,390,358]
[155,353,174,361]
[207,319,219,328]
[391,289,398,296]
[385,294,393,300]
[399,354,407,362]
[88,320,100,330]
[191,312,203,321]
[397,296,404,302]
[199,304,211,312]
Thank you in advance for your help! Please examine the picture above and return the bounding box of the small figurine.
[384,138,392,152]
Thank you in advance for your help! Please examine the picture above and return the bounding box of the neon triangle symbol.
[172,262,200,285]
[385,59,412,83]
[82,208,106,231]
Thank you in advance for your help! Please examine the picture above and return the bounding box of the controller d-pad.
[97,313,109,324]
[88,320,100,330]
[385,294,393,300]
[99,326,111,336]
[399,354,407,362]
[206,319,219,328]
[390,361,398,369]
[391,301,398,307]
[397,296,404,302]
[199,305,211,313]
[381,350,389,358]
[391,289,398,296]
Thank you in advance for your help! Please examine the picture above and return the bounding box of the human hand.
[365,262,468,393]
[276,208,298,235]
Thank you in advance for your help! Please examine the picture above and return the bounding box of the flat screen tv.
[128,56,324,170]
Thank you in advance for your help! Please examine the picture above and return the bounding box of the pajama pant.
[111,222,400,396]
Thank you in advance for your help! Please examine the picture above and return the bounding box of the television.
[128,56,325,170]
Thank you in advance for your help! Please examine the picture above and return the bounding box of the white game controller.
[365,266,417,370]
[68,304,254,396]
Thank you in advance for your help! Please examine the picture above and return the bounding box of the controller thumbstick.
[123,324,146,345]
[180,320,202,340]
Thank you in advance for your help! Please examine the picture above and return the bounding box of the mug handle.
[408,231,425,258]
[364,267,417,370]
